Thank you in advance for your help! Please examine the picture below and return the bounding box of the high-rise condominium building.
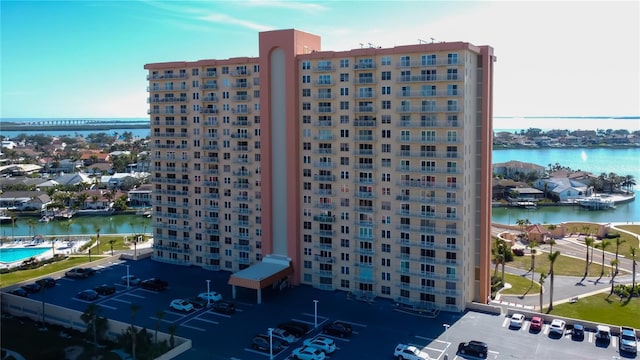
[144,29,495,312]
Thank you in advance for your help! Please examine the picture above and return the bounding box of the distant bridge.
[1,119,149,132]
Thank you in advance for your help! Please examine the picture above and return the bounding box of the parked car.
[121,275,142,286]
[509,313,525,329]
[278,321,311,338]
[65,268,95,279]
[549,319,566,336]
[141,278,168,291]
[9,288,28,297]
[76,289,99,301]
[251,334,284,353]
[169,299,194,312]
[211,301,235,314]
[619,326,637,354]
[394,343,430,360]
[572,323,585,340]
[35,277,56,288]
[94,284,116,296]
[21,283,42,294]
[197,291,222,303]
[303,336,336,354]
[291,345,326,360]
[270,328,296,345]
[595,325,611,344]
[530,316,543,331]
[457,340,488,358]
[187,296,208,309]
[322,321,352,338]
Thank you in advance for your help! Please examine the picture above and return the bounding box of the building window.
[381,56,391,66]
[447,53,458,65]
[340,59,349,68]
[381,71,391,81]
[302,61,311,70]
[381,243,391,252]
[381,100,391,110]
[340,101,349,110]
[340,73,349,82]
[302,89,311,97]
[381,86,391,95]
[302,75,311,83]
[340,88,349,96]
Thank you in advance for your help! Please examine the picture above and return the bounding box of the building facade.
[145,29,495,312]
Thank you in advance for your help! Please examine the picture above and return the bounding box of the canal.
[0,214,152,238]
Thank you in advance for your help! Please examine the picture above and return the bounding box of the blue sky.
[1,0,638,118]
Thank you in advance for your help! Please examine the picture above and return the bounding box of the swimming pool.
[0,247,50,263]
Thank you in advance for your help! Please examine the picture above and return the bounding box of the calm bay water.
[492,147,640,224]
[0,215,152,238]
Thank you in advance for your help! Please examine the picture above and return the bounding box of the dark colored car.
[251,335,284,353]
[211,301,235,315]
[322,321,352,338]
[76,289,99,301]
[35,277,56,288]
[187,297,208,309]
[21,283,42,294]
[572,323,585,341]
[141,278,168,291]
[9,288,28,297]
[94,284,116,296]
[65,267,95,279]
[278,321,311,338]
[458,340,488,358]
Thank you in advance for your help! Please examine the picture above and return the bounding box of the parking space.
[6,257,636,360]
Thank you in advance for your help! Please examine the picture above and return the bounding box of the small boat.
[0,214,13,224]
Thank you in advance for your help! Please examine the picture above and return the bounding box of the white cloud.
[197,13,273,32]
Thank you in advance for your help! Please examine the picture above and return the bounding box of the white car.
[510,313,525,329]
[595,325,612,341]
[270,327,296,345]
[169,299,194,312]
[291,346,326,360]
[197,291,223,303]
[394,343,430,360]
[549,319,566,335]
[303,336,336,354]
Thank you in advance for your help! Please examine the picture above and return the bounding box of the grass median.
[545,293,640,328]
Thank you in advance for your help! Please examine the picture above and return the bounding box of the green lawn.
[508,253,605,277]
[0,256,95,287]
[498,272,541,295]
[546,293,640,328]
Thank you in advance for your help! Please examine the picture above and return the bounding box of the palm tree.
[630,246,637,300]
[130,303,140,360]
[583,237,594,279]
[548,238,556,253]
[614,236,625,275]
[95,226,101,255]
[609,259,619,297]
[109,239,116,255]
[10,215,17,243]
[155,310,165,344]
[529,240,538,285]
[80,304,107,351]
[547,251,560,311]
[538,272,547,312]
[27,218,37,238]
[597,239,611,277]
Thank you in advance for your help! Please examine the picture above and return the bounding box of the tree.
[583,237,594,280]
[168,325,177,349]
[155,310,165,344]
[547,251,560,311]
[613,235,625,276]
[596,239,611,277]
[10,215,17,243]
[109,239,116,256]
[529,240,538,285]
[130,304,141,360]
[609,259,619,298]
[538,272,547,312]
[630,246,637,300]
[27,218,37,238]
[95,226,101,255]
[80,304,108,351]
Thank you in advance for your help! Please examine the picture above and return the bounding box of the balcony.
[313,120,333,127]
[354,77,376,85]
[313,93,335,100]
[201,108,218,114]
[354,191,375,199]
[352,163,374,170]
[154,177,189,184]
[355,92,375,99]
[231,108,252,114]
[313,80,334,86]
[148,109,189,115]
[230,69,251,76]
[232,145,250,152]
[353,135,376,142]
[315,106,334,114]
[313,175,335,182]
[353,106,375,113]
[313,215,336,223]
[233,243,252,251]
[148,97,187,103]
[314,202,335,209]
[147,73,188,80]
[397,89,464,98]
[203,71,217,78]
[232,95,252,102]
[202,96,218,102]
[395,105,464,113]
[230,133,251,139]
[313,64,335,72]
[353,120,376,127]
[232,120,251,126]
[314,255,335,264]
[313,162,335,169]
[232,207,252,214]
[232,170,252,177]
[232,182,252,189]
[396,119,461,128]
[231,82,251,89]
[353,63,376,70]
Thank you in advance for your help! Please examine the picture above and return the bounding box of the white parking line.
[588,332,594,343]
[501,317,509,327]
[192,317,219,325]
[612,338,617,348]
[121,292,146,298]
[96,303,117,310]
[543,324,550,335]
[180,323,205,331]
[110,298,131,304]
[333,319,367,328]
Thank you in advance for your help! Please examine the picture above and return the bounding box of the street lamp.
[313,299,319,328]
[443,323,450,342]
[206,279,211,307]
[126,265,130,289]
[268,327,274,360]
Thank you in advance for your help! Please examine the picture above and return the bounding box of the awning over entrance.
[228,254,292,304]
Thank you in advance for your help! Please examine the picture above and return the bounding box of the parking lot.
[7,257,636,359]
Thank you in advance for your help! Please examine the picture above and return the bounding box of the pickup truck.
[620,326,638,354]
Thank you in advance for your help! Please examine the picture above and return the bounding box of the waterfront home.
[492,160,545,180]
[128,184,153,207]
[0,164,43,177]
[79,149,110,166]
[533,177,591,202]
[53,172,92,187]
[0,190,51,211]
[101,172,149,191]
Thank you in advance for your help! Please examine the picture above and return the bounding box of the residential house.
[0,191,51,211]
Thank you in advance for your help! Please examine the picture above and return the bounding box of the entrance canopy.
[228,254,292,303]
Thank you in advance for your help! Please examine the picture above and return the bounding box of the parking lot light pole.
[268,327,274,360]
[206,279,211,307]
[313,299,319,328]
[126,265,130,289]
[443,323,450,342]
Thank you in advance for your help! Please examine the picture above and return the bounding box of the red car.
[530,316,543,331]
